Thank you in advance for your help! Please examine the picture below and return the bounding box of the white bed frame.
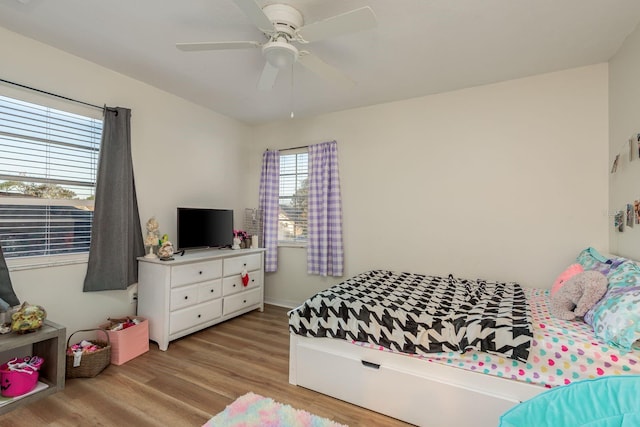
[289,334,546,427]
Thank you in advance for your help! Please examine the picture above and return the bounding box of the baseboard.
[264,297,299,309]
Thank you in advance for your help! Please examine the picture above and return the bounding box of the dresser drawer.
[223,288,261,316]
[198,279,222,302]
[170,299,222,335]
[223,254,261,276]
[222,269,261,296]
[171,259,222,287]
[170,284,198,311]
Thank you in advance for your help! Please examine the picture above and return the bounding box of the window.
[278,150,308,244]
[0,95,102,261]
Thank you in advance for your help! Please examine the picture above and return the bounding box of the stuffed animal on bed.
[551,263,584,295]
[549,270,608,320]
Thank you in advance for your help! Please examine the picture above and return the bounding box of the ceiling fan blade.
[296,6,377,43]
[232,0,275,33]
[298,53,355,87]
[257,61,280,91]
[176,41,261,52]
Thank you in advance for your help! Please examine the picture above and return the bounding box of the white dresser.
[137,248,265,351]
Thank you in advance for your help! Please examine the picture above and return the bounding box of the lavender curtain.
[259,150,280,272]
[307,141,344,276]
[83,107,144,292]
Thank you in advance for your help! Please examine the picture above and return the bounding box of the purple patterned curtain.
[259,150,280,272]
[307,141,344,276]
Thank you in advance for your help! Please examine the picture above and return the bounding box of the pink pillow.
[551,263,584,295]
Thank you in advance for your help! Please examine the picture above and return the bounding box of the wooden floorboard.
[0,305,413,426]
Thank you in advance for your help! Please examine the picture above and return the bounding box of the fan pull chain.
[290,63,295,119]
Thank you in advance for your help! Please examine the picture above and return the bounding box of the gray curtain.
[0,244,19,307]
[83,107,144,292]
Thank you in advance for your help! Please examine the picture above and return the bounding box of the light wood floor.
[0,305,413,426]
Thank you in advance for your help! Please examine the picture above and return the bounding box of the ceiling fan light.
[263,41,298,69]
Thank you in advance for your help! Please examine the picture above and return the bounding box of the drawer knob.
[243,299,247,303]
[233,284,236,288]
[210,289,214,293]
[197,314,201,318]
[243,263,246,266]
[199,271,203,275]
[184,296,188,300]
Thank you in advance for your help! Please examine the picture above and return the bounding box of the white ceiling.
[1,0,640,125]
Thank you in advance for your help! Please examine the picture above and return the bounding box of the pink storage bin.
[99,317,149,365]
[0,356,43,397]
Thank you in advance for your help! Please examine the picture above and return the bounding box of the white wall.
[247,65,610,307]
[0,27,251,336]
[609,23,640,258]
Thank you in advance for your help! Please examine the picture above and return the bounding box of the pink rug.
[203,392,348,427]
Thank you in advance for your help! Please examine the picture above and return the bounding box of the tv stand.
[137,248,265,351]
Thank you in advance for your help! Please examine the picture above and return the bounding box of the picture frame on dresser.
[137,248,265,351]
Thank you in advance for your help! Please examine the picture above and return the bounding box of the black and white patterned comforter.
[288,270,533,362]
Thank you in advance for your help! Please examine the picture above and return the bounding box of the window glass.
[278,151,308,244]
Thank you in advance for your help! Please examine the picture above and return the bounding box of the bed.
[287,250,640,427]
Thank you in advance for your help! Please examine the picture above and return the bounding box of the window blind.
[0,95,102,258]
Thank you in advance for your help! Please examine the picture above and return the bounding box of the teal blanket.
[500,376,640,427]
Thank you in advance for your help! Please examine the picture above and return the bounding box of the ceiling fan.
[176,0,377,91]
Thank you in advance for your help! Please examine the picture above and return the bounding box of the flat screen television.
[176,207,234,251]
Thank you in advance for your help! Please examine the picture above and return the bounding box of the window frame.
[0,91,102,269]
[277,148,308,247]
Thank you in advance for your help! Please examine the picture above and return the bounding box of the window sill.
[277,243,307,249]
[6,254,89,272]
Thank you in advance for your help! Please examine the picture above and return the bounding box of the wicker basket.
[65,328,111,379]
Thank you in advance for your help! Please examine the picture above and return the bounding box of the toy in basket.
[0,356,44,397]
[65,328,111,379]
